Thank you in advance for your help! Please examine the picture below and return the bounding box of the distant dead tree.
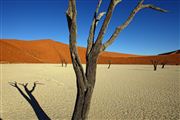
[151,60,159,71]
[64,59,67,67]
[9,82,50,120]
[61,59,67,67]
[61,60,64,67]
[66,0,167,119]
[52,43,65,67]
[161,60,168,69]
[107,60,111,69]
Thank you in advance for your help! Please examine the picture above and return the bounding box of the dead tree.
[9,82,50,120]
[161,60,168,69]
[64,59,67,67]
[151,60,159,71]
[107,60,111,69]
[66,0,167,119]
[52,42,64,67]
[61,60,64,67]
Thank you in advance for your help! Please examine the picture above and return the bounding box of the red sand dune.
[0,39,179,65]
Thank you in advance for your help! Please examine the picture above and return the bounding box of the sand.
[1,39,179,65]
[0,39,139,64]
[0,64,179,120]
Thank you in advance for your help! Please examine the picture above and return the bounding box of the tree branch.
[96,12,106,22]
[101,0,167,51]
[141,4,168,13]
[94,0,122,49]
[86,0,104,55]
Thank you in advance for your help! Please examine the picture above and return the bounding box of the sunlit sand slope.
[1,39,179,64]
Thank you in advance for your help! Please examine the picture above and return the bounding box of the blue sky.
[1,0,179,55]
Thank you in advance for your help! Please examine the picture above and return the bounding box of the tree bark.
[72,84,94,120]
[72,51,99,120]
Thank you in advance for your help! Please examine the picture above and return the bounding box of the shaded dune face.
[0,39,179,64]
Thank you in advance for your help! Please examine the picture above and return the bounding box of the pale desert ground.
[0,64,179,120]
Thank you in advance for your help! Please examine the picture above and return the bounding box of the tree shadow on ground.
[9,81,50,120]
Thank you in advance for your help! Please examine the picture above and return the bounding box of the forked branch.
[86,0,105,55]
[94,0,122,48]
[101,0,167,51]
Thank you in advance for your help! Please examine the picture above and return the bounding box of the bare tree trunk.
[61,61,64,67]
[107,60,111,69]
[64,60,67,67]
[151,60,159,71]
[108,64,111,69]
[161,64,165,68]
[154,64,157,71]
[161,60,167,69]
[72,51,99,119]
[72,82,94,120]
